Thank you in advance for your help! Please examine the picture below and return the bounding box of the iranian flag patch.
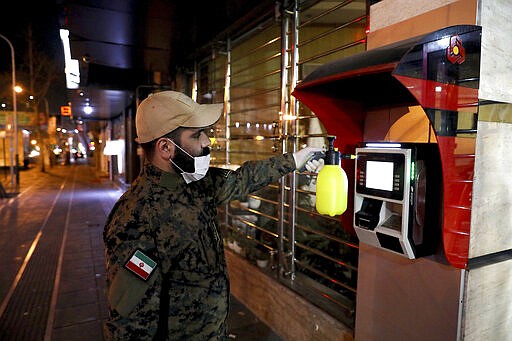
[124,249,157,281]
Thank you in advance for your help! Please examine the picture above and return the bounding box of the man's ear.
[156,138,174,159]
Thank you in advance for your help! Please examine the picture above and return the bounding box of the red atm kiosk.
[293,25,481,269]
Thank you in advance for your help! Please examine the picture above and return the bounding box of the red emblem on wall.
[446,34,466,64]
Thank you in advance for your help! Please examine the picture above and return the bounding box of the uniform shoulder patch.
[124,249,158,281]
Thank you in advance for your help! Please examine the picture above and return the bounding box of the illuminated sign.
[60,29,80,89]
[61,106,72,116]
[0,111,38,127]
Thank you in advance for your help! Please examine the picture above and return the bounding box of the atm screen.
[366,161,394,191]
[356,149,406,201]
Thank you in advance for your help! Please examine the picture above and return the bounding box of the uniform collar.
[143,162,183,191]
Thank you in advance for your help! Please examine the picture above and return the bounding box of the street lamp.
[0,33,19,189]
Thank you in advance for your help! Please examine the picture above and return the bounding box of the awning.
[294,25,480,113]
[295,34,423,107]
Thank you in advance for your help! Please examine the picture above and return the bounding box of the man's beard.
[171,144,210,174]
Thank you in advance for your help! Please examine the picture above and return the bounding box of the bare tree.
[21,24,60,109]
[15,24,62,171]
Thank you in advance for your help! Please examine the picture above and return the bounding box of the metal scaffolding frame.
[192,0,368,327]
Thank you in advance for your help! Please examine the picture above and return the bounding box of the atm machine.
[353,142,441,259]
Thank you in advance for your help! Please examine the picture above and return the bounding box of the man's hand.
[305,158,324,174]
[302,158,325,199]
[293,146,324,171]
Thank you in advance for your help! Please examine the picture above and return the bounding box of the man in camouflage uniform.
[103,91,321,340]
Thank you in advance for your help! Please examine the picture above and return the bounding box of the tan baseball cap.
[135,91,223,143]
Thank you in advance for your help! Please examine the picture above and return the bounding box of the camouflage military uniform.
[103,153,296,340]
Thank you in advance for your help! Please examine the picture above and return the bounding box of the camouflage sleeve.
[103,198,162,319]
[212,152,296,205]
[104,198,159,282]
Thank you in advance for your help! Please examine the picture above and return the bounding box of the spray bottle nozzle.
[327,136,336,150]
[325,135,340,165]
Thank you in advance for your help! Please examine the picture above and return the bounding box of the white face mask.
[180,154,210,183]
[167,139,211,183]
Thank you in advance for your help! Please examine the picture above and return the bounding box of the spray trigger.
[311,151,326,161]
[298,151,325,172]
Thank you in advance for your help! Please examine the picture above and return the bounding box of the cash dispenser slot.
[355,198,382,230]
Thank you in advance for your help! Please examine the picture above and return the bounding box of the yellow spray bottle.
[316,136,348,216]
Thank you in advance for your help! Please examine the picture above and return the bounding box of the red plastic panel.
[393,75,478,111]
[393,74,478,269]
[433,135,476,268]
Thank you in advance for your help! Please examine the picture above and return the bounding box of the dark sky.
[0,1,63,68]
[0,1,66,112]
